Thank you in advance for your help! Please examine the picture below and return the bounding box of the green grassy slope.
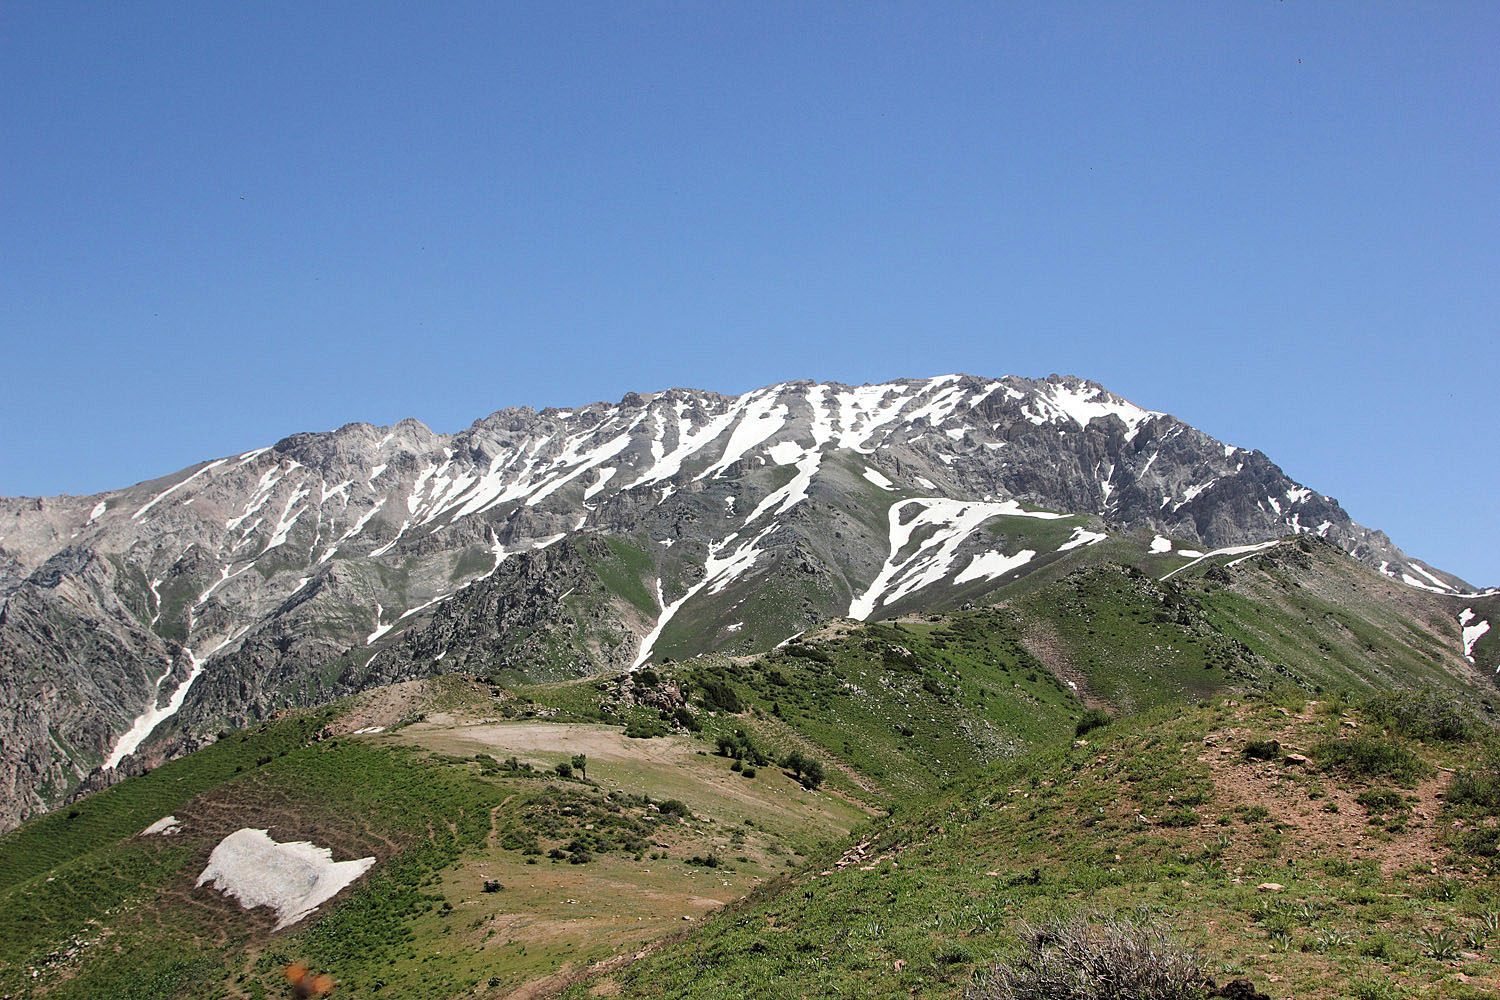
[569,691,1500,1000]
[3,541,1495,1000]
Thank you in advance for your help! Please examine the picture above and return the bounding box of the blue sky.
[2,3,1496,583]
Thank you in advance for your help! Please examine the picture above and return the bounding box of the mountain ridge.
[0,373,1490,831]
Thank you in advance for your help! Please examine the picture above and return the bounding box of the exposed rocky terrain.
[0,374,1487,829]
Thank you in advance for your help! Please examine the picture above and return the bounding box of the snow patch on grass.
[196,828,375,929]
[1058,526,1107,551]
[139,815,181,836]
[955,548,1036,585]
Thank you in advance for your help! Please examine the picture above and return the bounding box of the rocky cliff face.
[0,373,1479,829]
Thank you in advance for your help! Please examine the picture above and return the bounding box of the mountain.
[3,536,1497,999]
[0,374,1490,830]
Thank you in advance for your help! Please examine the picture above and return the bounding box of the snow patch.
[954,548,1036,585]
[196,829,375,929]
[1030,381,1160,442]
[849,498,1064,620]
[633,524,778,668]
[584,467,617,500]
[1461,609,1490,662]
[133,460,227,520]
[1058,526,1108,551]
[1160,540,1283,581]
[366,604,392,646]
[1149,535,1173,554]
[743,449,821,523]
[862,467,895,491]
[140,816,181,836]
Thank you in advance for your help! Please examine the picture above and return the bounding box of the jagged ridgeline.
[1,374,1493,829]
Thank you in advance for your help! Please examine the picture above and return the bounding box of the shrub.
[1361,689,1473,742]
[1311,736,1429,786]
[781,751,825,788]
[624,718,667,739]
[699,680,745,714]
[783,642,831,664]
[1448,753,1500,810]
[1355,788,1408,815]
[715,729,768,765]
[967,913,1210,1000]
[1242,739,1282,761]
[657,799,691,818]
[1075,708,1112,738]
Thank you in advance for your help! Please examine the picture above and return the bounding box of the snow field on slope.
[849,498,1065,621]
[1058,526,1108,551]
[1460,608,1491,663]
[104,650,207,770]
[139,815,181,836]
[1159,540,1284,581]
[196,828,375,929]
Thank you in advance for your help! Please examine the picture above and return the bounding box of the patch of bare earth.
[1199,706,1448,876]
[1017,616,1106,711]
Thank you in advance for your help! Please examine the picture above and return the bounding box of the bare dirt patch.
[1199,706,1450,876]
[1018,616,1105,710]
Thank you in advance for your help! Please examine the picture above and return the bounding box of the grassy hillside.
[570,690,1500,1000]
[2,542,1495,999]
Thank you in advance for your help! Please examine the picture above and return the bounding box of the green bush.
[1311,736,1429,787]
[698,680,745,714]
[1075,708,1112,738]
[624,718,667,739]
[1361,689,1473,742]
[1242,739,1282,761]
[1448,754,1500,810]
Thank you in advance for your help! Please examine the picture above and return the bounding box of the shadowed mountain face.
[0,374,1484,829]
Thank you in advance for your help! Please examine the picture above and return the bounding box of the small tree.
[554,761,573,779]
[571,753,587,780]
[799,758,825,789]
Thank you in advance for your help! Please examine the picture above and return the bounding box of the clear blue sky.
[3,3,1496,584]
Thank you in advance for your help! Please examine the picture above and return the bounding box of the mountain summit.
[0,374,1485,828]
